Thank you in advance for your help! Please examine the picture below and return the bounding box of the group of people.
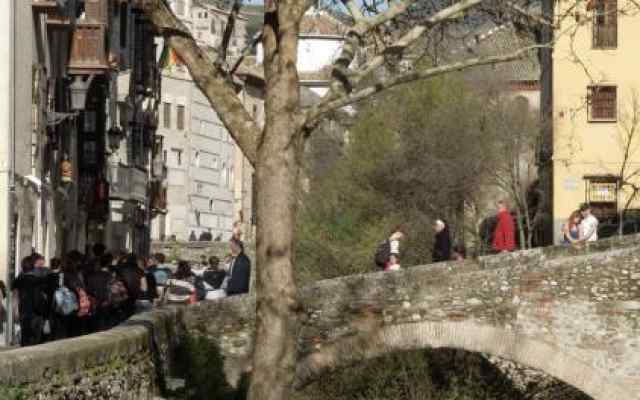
[374,201,602,271]
[0,237,251,347]
[561,203,599,245]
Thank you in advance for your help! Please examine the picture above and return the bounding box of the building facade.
[153,0,254,242]
[1,0,163,272]
[553,0,638,242]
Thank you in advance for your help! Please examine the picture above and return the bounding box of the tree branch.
[141,0,259,165]
[218,0,243,64]
[324,0,487,109]
[307,45,545,123]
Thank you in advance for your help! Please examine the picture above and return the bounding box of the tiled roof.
[448,23,540,82]
[300,10,348,36]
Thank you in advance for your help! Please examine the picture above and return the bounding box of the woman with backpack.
[374,225,407,271]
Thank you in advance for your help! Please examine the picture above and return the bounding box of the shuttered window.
[588,86,617,121]
[592,0,617,48]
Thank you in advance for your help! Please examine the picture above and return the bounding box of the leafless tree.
[615,90,640,235]
[137,0,586,398]
[485,94,539,249]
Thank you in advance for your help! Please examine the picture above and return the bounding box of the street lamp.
[69,75,94,111]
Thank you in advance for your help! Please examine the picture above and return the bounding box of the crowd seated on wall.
[1,239,251,347]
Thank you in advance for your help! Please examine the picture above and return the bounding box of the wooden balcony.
[32,0,72,27]
[84,0,109,24]
[68,23,110,75]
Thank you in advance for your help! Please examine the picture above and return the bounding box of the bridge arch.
[294,320,634,400]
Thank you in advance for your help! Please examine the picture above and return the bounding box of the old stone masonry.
[1,235,640,399]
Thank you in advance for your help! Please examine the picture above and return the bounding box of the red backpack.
[76,287,93,317]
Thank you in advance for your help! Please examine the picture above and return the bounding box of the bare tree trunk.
[515,201,526,250]
[248,2,304,399]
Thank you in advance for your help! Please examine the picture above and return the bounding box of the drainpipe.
[4,0,17,346]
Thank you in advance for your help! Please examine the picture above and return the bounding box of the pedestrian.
[492,200,516,253]
[579,203,599,243]
[166,261,206,304]
[203,256,225,290]
[562,210,582,245]
[12,256,49,346]
[137,257,158,312]
[149,254,172,298]
[374,225,407,271]
[432,219,452,263]
[85,254,115,331]
[62,255,90,337]
[223,239,251,296]
[114,254,143,321]
[199,229,213,241]
[452,244,466,261]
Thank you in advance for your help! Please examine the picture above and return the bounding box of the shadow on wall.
[291,348,592,400]
[170,332,250,400]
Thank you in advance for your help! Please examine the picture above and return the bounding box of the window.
[171,148,183,166]
[212,155,219,169]
[211,19,217,34]
[163,150,167,162]
[588,86,617,121]
[176,0,186,16]
[584,175,619,219]
[204,12,208,18]
[196,182,204,194]
[119,3,128,48]
[592,0,617,48]
[252,104,258,118]
[209,199,214,211]
[163,102,171,128]
[177,105,186,130]
[193,151,200,167]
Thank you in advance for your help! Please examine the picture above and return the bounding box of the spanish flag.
[159,43,184,70]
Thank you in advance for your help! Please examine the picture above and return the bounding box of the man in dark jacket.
[432,219,452,263]
[225,239,251,296]
[13,256,50,346]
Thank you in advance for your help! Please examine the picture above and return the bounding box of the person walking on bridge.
[492,200,516,253]
[432,219,452,263]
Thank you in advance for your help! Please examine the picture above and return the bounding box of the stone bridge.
[1,235,640,399]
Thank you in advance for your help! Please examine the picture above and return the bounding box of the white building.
[257,7,348,97]
[153,0,253,241]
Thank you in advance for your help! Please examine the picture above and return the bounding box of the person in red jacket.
[492,200,516,252]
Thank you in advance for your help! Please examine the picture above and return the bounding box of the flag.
[159,44,184,71]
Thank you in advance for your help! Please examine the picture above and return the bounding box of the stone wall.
[150,241,256,264]
[0,309,181,400]
[2,234,640,399]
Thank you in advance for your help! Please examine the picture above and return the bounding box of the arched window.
[211,18,216,34]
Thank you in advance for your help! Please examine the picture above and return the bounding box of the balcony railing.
[84,0,109,24]
[68,23,110,74]
[32,0,73,26]
[110,165,148,203]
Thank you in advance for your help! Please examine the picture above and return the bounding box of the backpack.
[76,287,92,317]
[108,278,129,308]
[374,240,391,268]
[153,268,170,286]
[54,273,79,316]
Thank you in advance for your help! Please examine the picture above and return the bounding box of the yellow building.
[553,0,640,242]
